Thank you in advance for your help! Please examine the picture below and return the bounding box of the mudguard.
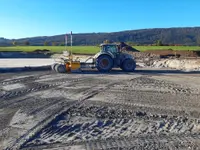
[93,51,115,60]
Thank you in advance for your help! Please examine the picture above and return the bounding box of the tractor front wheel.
[121,58,136,72]
[96,55,113,72]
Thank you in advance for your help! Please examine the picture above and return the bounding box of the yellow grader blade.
[66,61,81,73]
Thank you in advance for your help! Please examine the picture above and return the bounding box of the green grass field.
[0,46,200,54]
[0,46,99,54]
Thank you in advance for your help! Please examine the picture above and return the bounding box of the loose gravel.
[0,69,200,150]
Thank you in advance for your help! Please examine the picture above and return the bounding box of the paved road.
[0,59,54,68]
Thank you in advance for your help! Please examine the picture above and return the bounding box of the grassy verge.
[0,46,200,54]
[0,46,99,54]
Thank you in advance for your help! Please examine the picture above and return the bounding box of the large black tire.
[55,64,66,73]
[96,55,113,72]
[51,63,58,71]
[121,58,136,72]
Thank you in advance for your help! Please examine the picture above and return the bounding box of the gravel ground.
[0,68,200,150]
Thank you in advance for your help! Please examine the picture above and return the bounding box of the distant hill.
[0,38,11,46]
[1,27,200,46]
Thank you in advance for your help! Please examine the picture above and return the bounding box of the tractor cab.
[100,43,120,55]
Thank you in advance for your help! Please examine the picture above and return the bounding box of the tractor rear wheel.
[96,55,113,72]
[55,64,66,73]
[121,58,136,72]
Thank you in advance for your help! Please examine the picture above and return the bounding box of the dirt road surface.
[1,68,200,150]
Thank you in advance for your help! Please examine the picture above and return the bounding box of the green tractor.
[93,43,136,72]
[52,43,136,73]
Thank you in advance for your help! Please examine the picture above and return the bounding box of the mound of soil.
[118,42,140,52]
[152,59,200,71]
[124,51,160,60]
[33,49,51,54]
[0,51,52,58]
[125,50,200,63]
[146,50,200,58]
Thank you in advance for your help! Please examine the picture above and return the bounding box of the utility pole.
[70,31,72,55]
[65,33,67,51]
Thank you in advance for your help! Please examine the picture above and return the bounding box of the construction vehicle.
[51,43,136,73]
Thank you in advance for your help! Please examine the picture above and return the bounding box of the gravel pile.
[151,59,200,71]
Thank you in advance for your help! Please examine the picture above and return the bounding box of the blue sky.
[0,0,199,39]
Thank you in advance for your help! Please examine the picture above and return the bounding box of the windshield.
[102,45,118,53]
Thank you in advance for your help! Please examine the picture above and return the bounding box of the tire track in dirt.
[0,72,53,86]
[91,95,200,119]
[27,99,68,116]
[0,76,38,85]
[19,102,200,150]
[6,74,200,150]
[1,73,113,114]
[22,76,200,150]
[0,83,51,100]
[85,133,200,150]
[19,99,200,148]
[0,77,101,113]
[0,76,97,100]
[122,76,198,95]
[6,74,126,150]
[1,73,108,150]
[91,76,200,119]
[0,72,88,99]
[20,134,200,150]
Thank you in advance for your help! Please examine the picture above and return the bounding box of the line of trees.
[11,41,66,46]
[11,40,192,47]
[125,40,187,46]
[43,41,65,46]
[12,41,30,46]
